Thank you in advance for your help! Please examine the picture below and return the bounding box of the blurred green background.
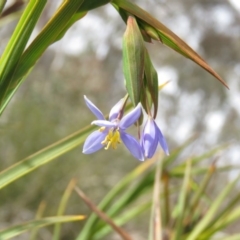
[0,0,240,239]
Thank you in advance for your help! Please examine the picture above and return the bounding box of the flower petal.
[91,120,116,128]
[109,98,125,121]
[154,121,169,155]
[120,131,144,161]
[119,103,142,130]
[84,95,105,120]
[82,130,107,154]
[141,118,158,158]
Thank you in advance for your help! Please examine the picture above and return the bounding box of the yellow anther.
[99,127,106,132]
[101,129,121,150]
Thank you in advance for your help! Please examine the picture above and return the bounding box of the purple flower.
[141,117,169,158]
[82,96,144,161]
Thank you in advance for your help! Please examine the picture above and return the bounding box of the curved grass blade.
[112,0,228,88]
[0,215,85,240]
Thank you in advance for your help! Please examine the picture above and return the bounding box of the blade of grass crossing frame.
[172,160,191,240]
[0,124,96,190]
[0,0,47,110]
[186,175,240,240]
[112,0,228,88]
[0,216,85,240]
[52,179,77,240]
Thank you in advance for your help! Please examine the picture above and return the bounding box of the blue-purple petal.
[119,103,142,130]
[120,131,144,161]
[141,118,158,158]
[91,120,116,128]
[84,95,105,120]
[109,98,125,121]
[82,130,107,154]
[154,121,169,155]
